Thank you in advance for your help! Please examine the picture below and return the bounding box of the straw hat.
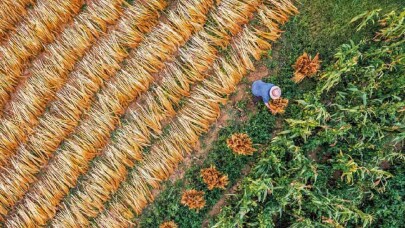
[269,86,281,99]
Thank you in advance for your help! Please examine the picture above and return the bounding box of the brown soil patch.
[307,147,322,162]
[248,65,269,82]
[380,160,391,170]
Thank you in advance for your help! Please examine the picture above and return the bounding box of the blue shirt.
[252,80,274,104]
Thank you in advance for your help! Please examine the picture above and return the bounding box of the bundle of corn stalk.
[0,0,83,110]
[201,166,229,190]
[292,52,321,83]
[3,0,216,226]
[91,3,297,226]
[0,0,167,222]
[181,190,206,210]
[0,0,34,40]
[0,0,126,167]
[50,0,264,226]
[226,133,256,155]
[269,97,289,114]
[160,221,179,228]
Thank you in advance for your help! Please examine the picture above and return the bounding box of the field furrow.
[0,0,126,167]
[0,0,83,112]
[0,0,167,222]
[3,0,217,226]
[93,2,297,224]
[0,0,35,40]
[49,0,268,225]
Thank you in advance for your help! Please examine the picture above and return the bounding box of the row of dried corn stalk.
[94,2,297,226]
[2,0,215,226]
[0,0,34,40]
[0,0,83,111]
[0,0,167,222]
[50,0,264,226]
[0,0,126,166]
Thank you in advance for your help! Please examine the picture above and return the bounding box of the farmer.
[251,80,281,109]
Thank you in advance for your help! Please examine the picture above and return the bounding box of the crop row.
[3,0,215,226]
[0,0,83,111]
[0,0,167,222]
[0,0,127,166]
[94,3,297,224]
[50,0,265,226]
[0,0,34,40]
[62,0,296,226]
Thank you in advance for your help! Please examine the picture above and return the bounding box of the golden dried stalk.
[1,0,295,226]
[181,190,206,210]
[4,0,217,226]
[52,0,263,225]
[0,0,34,40]
[0,0,166,222]
[93,2,297,224]
[269,97,289,115]
[292,52,321,83]
[0,0,83,110]
[226,133,256,155]
[94,80,229,224]
[160,221,179,228]
[0,0,126,165]
[201,166,229,190]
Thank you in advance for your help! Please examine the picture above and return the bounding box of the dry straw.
[93,1,297,226]
[1,0,297,226]
[181,190,206,210]
[227,133,256,155]
[0,0,82,111]
[160,221,179,228]
[0,0,34,40]
[292,52,321,83]
[201,166,229,190]
[0,0,125,165]
[51,0,262,226]
[0,0,166,223]
[269,97,289,115]
[4,0,216,226]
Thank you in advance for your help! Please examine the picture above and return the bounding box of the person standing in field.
[251,80,281,110]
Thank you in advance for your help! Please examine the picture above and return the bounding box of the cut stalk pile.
[0,0,297,227]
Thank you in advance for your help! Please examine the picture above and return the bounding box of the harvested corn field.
[0,0,297,227]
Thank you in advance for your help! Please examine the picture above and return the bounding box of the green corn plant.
[214,8,404,228]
